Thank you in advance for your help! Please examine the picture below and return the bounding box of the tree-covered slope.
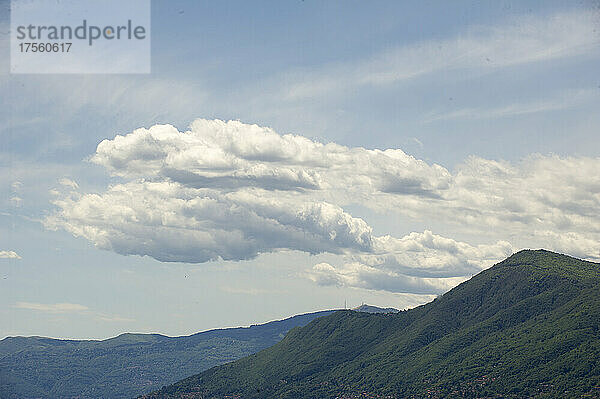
[142,250,600,399]
[0,310,333,399]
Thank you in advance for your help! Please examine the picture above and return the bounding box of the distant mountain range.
[142,250,600,398]
[0,310,334,399]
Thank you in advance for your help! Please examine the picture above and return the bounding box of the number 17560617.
[19,42,72,52]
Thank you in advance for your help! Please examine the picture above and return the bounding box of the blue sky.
[1,0,599,339]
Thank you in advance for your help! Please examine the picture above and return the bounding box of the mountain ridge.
[0,310,334,399]
[352,304,399,313]
[142,249,600,398]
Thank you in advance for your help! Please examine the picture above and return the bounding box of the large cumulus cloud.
[46,181,373,263]
[89,120,451,198]
[46,119,600,294]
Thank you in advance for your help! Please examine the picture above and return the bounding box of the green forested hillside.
[0,311,332,399]
[142,250,600,399]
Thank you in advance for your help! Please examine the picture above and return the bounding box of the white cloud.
[280,11,599,100]
[220,286,276,295]
[47,120,449,263]
[46,181,373,263]
[411,138,424,148]
[46,119,600,294]
[306,231,513,294]
[14,301,134,322]
[307,261,468,295]
[58,178,79,190]
[425,89,599,122]
[446,155,600,242]
[9,196,22,207]
[15,302,89,313]
[8,181,23,207]
[0,250,21,259]
[366,231,513,278]
[95,314,136,323]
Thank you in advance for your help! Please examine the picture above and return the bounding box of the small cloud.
[15,302,89,313]
[10,196,23,207]
[220,286,273,295]
[14,301,132,322]
[0,250,21,259]
[424,89,598,123]
[95,314,135,322]
[411,137,424,148]
[58,178,79,190]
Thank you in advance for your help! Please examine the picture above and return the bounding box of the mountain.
[0,310,333,399]
[142,250,600,398]
[353,304,399,314]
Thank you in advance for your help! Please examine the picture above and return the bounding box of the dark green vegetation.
[0,310,333,399]
[352,304,399,314]
[143,250,600,399]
